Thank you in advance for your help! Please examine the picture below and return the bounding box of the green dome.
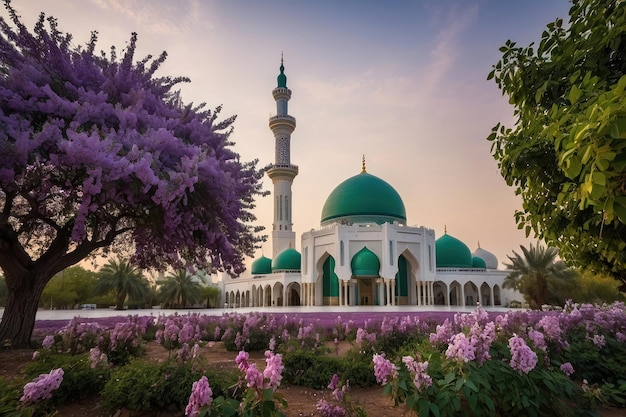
[251,255,272,275]
[471,256,487,269]
[321,171,406,226]
[351,247,380,276]
[271,248,301,272]
[436,234,472,268]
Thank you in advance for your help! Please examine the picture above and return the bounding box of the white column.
[417,281,421,306]
[391,279,396,306]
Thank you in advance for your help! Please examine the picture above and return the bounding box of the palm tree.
[157,270,204,308]
[503,242,578,308]
[94,259,150,310]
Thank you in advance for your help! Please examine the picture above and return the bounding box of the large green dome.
[321,171,406,226]
[436,233,472,268]
[351,247,380,276]
[251,255,272,275]
[271,248,301,272]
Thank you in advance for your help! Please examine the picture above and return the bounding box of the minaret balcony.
[266,163,299,179]
[269,115,296,130]
[272,87,292,100]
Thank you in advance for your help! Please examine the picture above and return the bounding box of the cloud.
[88,0,205,35]
[421,2,480,94]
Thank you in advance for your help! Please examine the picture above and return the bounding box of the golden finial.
[477,240,481,248]
[361,154,366,173]
[444,225,447,234]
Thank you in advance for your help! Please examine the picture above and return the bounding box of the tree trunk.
[0,272,49,348]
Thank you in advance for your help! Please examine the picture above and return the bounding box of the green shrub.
[282,350,374,389]
[24,353,109,405]
[102,358,239,413]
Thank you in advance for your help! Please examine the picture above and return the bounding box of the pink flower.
[372,353,398,384]
[445,333,476,362]
[263,350,284,390]
[20,368,64,405]
[185,376,212,417]
[508,335,537,374]
[560,362,574,377]
[235,350,249,372]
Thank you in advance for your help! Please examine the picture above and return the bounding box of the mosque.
[220,61,522,309]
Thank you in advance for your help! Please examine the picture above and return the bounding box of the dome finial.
[277,53,287,88]
[477,240,481,248]
[444,224,447,234]
[361,154,366,173]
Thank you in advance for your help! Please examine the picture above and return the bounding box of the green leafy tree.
[201,285,221,308]
[157,270,203,308]
[503,243,578,308]
[41,266,97,309]
[94,259,150,310]
[570,270,624,304]
[488,0,626,281]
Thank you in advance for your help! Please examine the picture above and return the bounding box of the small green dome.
[277,62,287,88]
[351,247,380,276]
[436,233,472,268]
[472,256,487,269]
[271,248,301,272]
[251,255,272,275]
[321,171,406,226]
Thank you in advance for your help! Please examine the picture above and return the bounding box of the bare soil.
[1,342,624,417]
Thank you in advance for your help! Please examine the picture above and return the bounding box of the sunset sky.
[6,1,573,269]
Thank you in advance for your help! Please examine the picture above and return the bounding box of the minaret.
[266,56,298,258]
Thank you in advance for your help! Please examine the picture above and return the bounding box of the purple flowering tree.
[0,3,264,346]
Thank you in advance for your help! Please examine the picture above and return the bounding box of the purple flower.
[508,335,537,374]
[20,368,64,405]
[262,350,284,390]
[372,353,398,384]
[316,399,347,417]
[402,356,433,391]
[445,333,476,362]
[185,376,212,417]
[560,362,574,377]
[42,335,55,349]
[327,373,340,391]
[235,350,249,372]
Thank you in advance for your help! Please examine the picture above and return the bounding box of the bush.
[282,350,374,389]
[24,353,109,405]
[102,358,239,413]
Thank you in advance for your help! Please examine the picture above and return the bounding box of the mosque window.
[340,241,345,266]
[304,247,308,274]
[428,245,433,271]
[279,195,283,221]
[389,240,394,265]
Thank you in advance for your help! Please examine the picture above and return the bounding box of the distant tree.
[94,259,150,310]
[41,266,97,309]
[503,243,578,308]
[488,0,626,282]
[0,4,263,346]
[157,270,203,309]
[569,270,624,304]
[202,285,221,308]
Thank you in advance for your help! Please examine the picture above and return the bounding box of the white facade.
[221,61,522,309]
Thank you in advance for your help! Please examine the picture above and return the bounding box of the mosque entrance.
[358,278,374,305]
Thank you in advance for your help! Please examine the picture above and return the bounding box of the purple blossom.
[185,376,212,417]
[372,353,398,384]
[402,356,433,391]
[42,335,55,349]
[508,335,538,374]
[445,333,476,362]
[20,368,64,405]
[560,362,574,377]
[316,399,347,417]
[263,350,284,390]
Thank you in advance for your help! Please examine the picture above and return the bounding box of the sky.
[5,0,573,270]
